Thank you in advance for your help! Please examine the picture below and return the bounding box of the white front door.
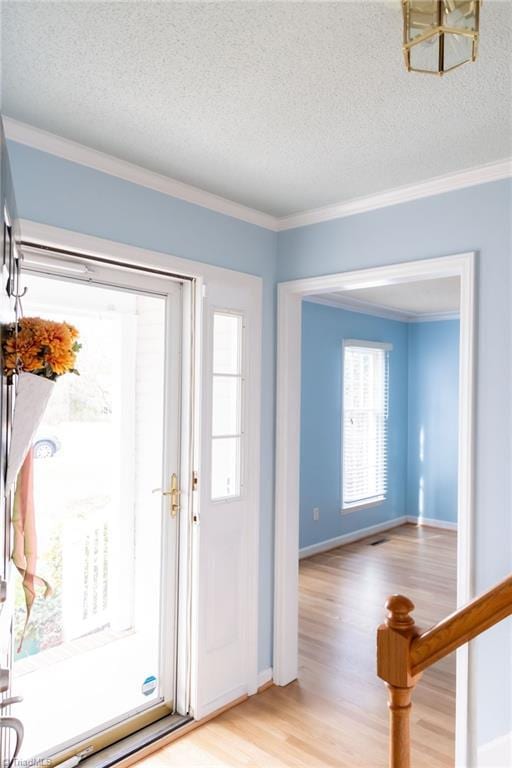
[193,271,262,717]
[9,251,191,764]
[6,220,264,744]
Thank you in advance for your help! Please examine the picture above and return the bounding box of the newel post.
[377,595,422,768]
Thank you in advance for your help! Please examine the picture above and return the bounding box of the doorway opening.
[274,253,475,767]
[11,252,194,764]
[298,276,460,765]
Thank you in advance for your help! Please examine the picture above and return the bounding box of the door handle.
[0,696,23,709]
[152,473,180,518]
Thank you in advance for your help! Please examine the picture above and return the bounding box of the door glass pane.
[211,437,241,500]
[211,311,243,501]
[212,377,241,437]
[213,314,241,375]
[13,273,174,759]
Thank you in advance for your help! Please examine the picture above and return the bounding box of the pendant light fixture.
[402,1,481,75]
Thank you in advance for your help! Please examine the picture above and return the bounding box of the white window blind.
[342,340,391,509]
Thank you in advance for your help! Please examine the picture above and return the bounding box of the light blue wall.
[7,136,512,754]
[299,301,408,549]
[300,309,460,548]
[5,139,278,673]
[279,178,512,751]
[407,320,460,525]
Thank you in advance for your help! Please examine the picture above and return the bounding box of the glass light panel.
[213,313,242,375]
[408,1,438,41]
[443,32,473,70]
[212,376,241,437]
[409,33,440,71]
[443,0,478,32]
[211,437,241,499]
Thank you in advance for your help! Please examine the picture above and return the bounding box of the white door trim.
[15,217,261,711]
[274,252,476,768]
[16,218,258,288]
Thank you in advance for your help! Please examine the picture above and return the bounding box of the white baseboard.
[298,515,458,559]
[257,668,273,689]
[407,515,458,531]
[299,516,409,559]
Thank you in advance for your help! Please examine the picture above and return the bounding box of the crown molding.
[306,293,411,321]
[3,116,511,234]
[277,158,512,231]
[305,293,459,323]
[409,311,460,323]
[2,116,279,232]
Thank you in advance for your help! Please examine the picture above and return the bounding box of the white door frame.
[274,252,476,768]
[15,218,262,717]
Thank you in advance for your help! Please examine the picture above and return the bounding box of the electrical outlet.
[313,507,320,521]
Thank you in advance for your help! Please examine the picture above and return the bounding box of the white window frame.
[341,339,392,513]
[210,310,245,503]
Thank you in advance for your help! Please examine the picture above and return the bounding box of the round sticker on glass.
[142,675,158,696]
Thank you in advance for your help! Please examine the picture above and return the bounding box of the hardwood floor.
[140,524,456,767]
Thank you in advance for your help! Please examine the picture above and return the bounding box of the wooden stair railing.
[377,575,512,768]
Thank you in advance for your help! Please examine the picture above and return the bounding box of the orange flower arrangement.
[3,317,81,380]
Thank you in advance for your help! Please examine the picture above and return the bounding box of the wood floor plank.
[139,524,456,767]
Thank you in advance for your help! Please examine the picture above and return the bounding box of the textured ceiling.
[323,276,461,315]
[1,1,511,217]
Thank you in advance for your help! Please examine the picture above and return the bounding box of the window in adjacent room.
[342,340,392,511]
